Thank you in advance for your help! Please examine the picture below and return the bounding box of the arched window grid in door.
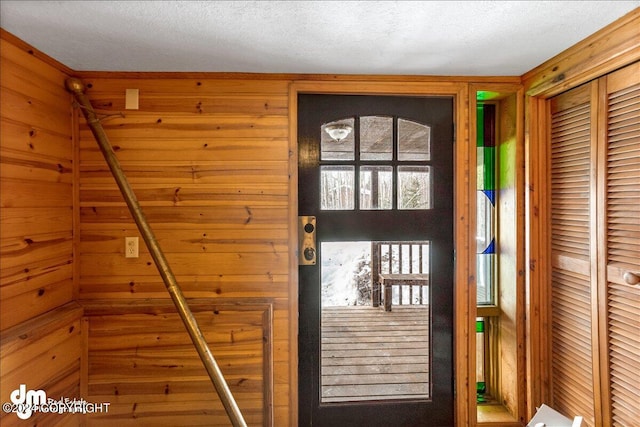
[320,115,432,211]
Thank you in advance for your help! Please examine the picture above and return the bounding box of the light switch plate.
[125,236,139,258]
[125,89,139,110]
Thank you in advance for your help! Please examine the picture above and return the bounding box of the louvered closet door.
[602,62,640,426]
[549,83,597,427]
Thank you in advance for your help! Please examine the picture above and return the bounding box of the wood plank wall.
[496,92,526,423]
[6,8,635,423]
[82,300,273,426]
[75,75,291,426]
[523,8,640,420]
[0,33,81,426]
[0,28,522,426]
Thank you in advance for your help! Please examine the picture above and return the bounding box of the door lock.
[303,247,316,261]
[299,216,316,265]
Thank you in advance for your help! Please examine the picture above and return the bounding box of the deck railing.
[371,241,430,310]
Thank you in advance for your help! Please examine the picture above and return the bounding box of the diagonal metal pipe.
[66,78,247,427]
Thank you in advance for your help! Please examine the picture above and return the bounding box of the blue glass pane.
[482,189,496,206]
[476,191,495,254]
[482,238,495,255]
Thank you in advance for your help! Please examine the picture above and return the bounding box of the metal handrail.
[65,78,247,427]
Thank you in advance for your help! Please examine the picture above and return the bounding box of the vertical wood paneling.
[525,94,553,419]
[496,92,527,423]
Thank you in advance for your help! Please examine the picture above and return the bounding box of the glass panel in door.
[321,241,431,403]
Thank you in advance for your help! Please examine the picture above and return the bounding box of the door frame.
[288,80,474,426]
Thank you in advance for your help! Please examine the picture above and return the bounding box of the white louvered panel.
[607,79,640,427]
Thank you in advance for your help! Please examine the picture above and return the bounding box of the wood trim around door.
[288,79,472,427]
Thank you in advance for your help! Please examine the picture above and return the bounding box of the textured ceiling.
[1,1,638,75]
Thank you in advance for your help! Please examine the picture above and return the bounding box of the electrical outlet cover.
[125,236,139,258]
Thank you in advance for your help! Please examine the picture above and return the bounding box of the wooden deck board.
[321,305,430,403]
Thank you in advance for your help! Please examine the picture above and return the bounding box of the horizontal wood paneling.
[1,87,73,137]
[0,35,74,331]
[0,303,83,427]
[78,118,287,140]
[1,31,531,427]
[79,252,287,277]
[81,78,291,94]
[79,138,288,162]
[82,300,272,426]
[76,75,290,426]
[0,32,80,427]
[86,92,289,115]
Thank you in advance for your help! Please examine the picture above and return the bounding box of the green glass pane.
[476,90,501,101]
[483,146,495,191]
[476,105,484,148]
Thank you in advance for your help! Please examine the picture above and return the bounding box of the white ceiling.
[1,1,638,76]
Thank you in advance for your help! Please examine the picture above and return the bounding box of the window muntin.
[320,116,434,211]
[360,166,393,210]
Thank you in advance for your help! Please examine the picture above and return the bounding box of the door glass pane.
[321,118,355,161]
[398,166,431,209]
[321,241,431,403]
[321,166,354,210]
[398,119,430,161]
[361,116,393,160]
[360,166,393,210]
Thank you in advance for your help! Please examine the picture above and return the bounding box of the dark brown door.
[298,94,454,426]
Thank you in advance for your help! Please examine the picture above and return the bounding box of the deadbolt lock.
[299,216,316,265]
